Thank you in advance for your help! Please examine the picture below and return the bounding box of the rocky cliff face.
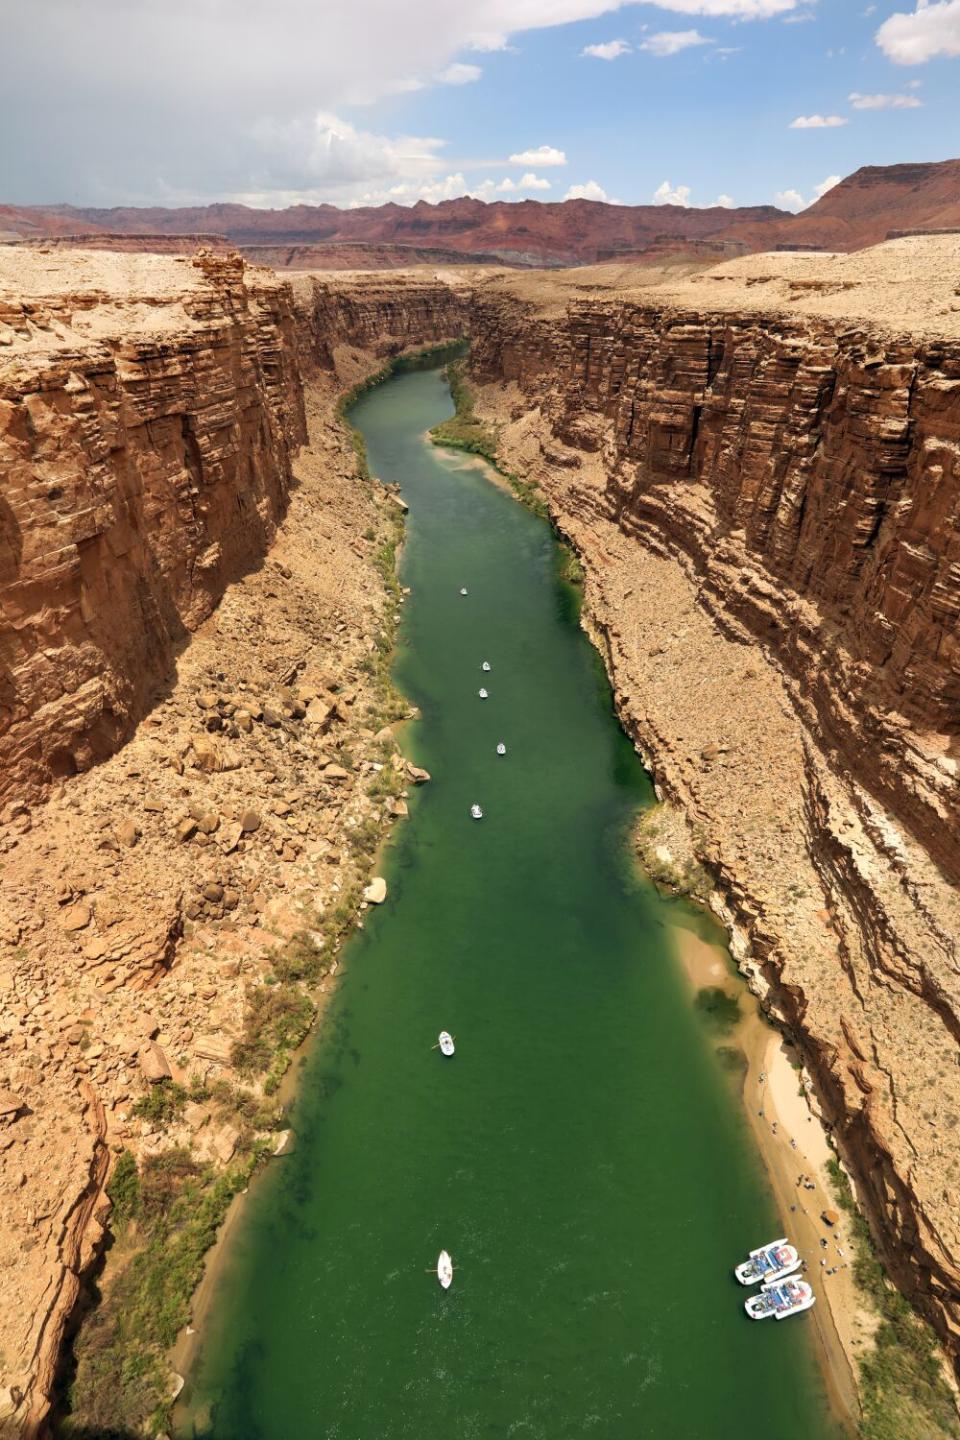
[466,280,960,1365]
[473,298,960,880]
[0,250,306,809]
[291,272,468,377]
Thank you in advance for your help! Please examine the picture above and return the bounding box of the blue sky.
[3,1,959,210]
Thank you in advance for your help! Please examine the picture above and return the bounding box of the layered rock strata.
[290,271,468,378]
[464,260,960,1365]
[0,249,306,809]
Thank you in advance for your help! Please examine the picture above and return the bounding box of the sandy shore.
[671,922,865,1434]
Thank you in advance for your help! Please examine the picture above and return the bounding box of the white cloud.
[812,173,841,198]
[640,28,711,53]
[387,172,471,204]
[715,192,734,206]
[775,187,805,210]
[246,111,452,206]
[848,89,922,107]
[502,171,552,190]
[0,0,816,206]
[876,0,960,64]
[582,38,632,58]
[508,144,567,166]
[637,0,799,13]
[437,61,482,84]
[653,179,693,204]
[789,113,848,127]
[564,179,610,201]
[465,31,509,50]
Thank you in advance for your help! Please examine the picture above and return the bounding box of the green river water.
[179,365,840,1440]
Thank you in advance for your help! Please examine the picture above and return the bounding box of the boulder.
[363,877,387,905]
[211,1122,240,1163]
[193,1034,234,1065]
[139,1041,172,1083]
[305,699,333,730]
[0,1090,25,1119]
[61,902,92,932]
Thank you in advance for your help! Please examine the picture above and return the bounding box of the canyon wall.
[471,296,960,881]
[0,251,306,809]
[465,280,960,1365]
[0,259,468,816]
[291,272,468,377]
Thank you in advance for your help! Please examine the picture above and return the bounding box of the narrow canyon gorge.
[1,237,959,1435]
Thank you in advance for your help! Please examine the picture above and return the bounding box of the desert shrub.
[105,1149,140,1229]
[130,1080,187,1127]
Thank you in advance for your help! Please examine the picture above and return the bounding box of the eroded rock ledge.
[461,257,960,1369]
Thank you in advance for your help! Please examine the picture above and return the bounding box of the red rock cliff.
[470,293,960,883]
[0,250,306,806]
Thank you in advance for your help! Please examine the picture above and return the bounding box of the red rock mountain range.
[2,158,959,266]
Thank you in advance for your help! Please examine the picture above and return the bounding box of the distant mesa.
[3,157,960,267]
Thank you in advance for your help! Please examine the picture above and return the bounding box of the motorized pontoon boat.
[460,588,468,596]
[478,688,489,699]
[496,743,506,756]
[745,1276,815,1321]
[437,1250,454,1289]
[734,1238,801,1286]
[481,661,491,672]
[471,804,483,819]
[438,1031,455,1057]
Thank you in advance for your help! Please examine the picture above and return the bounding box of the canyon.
[1,235,960,1433]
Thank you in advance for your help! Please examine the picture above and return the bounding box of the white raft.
[481,661,491,672]
[471,804,483,819]
[745,1275,815,1321]
[437,1250,454,1290]
[460,587,468,596]
[478,688,489,700]
[496,742,506,756]
[735,1238,801,1286]
[438,1031,455,1057]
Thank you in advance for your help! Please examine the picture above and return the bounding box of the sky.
[2,0,959,213]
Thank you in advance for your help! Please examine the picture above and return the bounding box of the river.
[177,364,842,1439]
